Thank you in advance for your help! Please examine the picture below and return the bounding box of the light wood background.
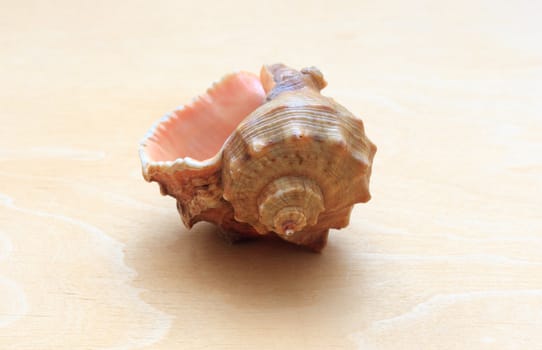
[1,0,541,349]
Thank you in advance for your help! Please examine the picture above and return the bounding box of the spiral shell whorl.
[222,70,375,241]
[257,176,324,236]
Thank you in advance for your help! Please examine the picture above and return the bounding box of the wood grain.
[1,0,541,348]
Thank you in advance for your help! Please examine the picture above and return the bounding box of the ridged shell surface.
[222,65,376,248]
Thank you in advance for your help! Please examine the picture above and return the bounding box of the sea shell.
[139,64,376,251]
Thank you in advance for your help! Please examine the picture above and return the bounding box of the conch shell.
[139,64,376,251]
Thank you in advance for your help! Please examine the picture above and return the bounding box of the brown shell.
[139,64,376,251]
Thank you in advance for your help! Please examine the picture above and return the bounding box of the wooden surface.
[1,0,541,348]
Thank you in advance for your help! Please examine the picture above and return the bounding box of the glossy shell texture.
[139,64,376,251]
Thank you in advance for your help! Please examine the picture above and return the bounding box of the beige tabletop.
[1,0,541,349]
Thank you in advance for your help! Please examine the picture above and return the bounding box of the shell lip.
[139,70,266,182]
[138,107,223,182]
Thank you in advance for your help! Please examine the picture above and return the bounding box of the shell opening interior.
[143,72,266,163]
